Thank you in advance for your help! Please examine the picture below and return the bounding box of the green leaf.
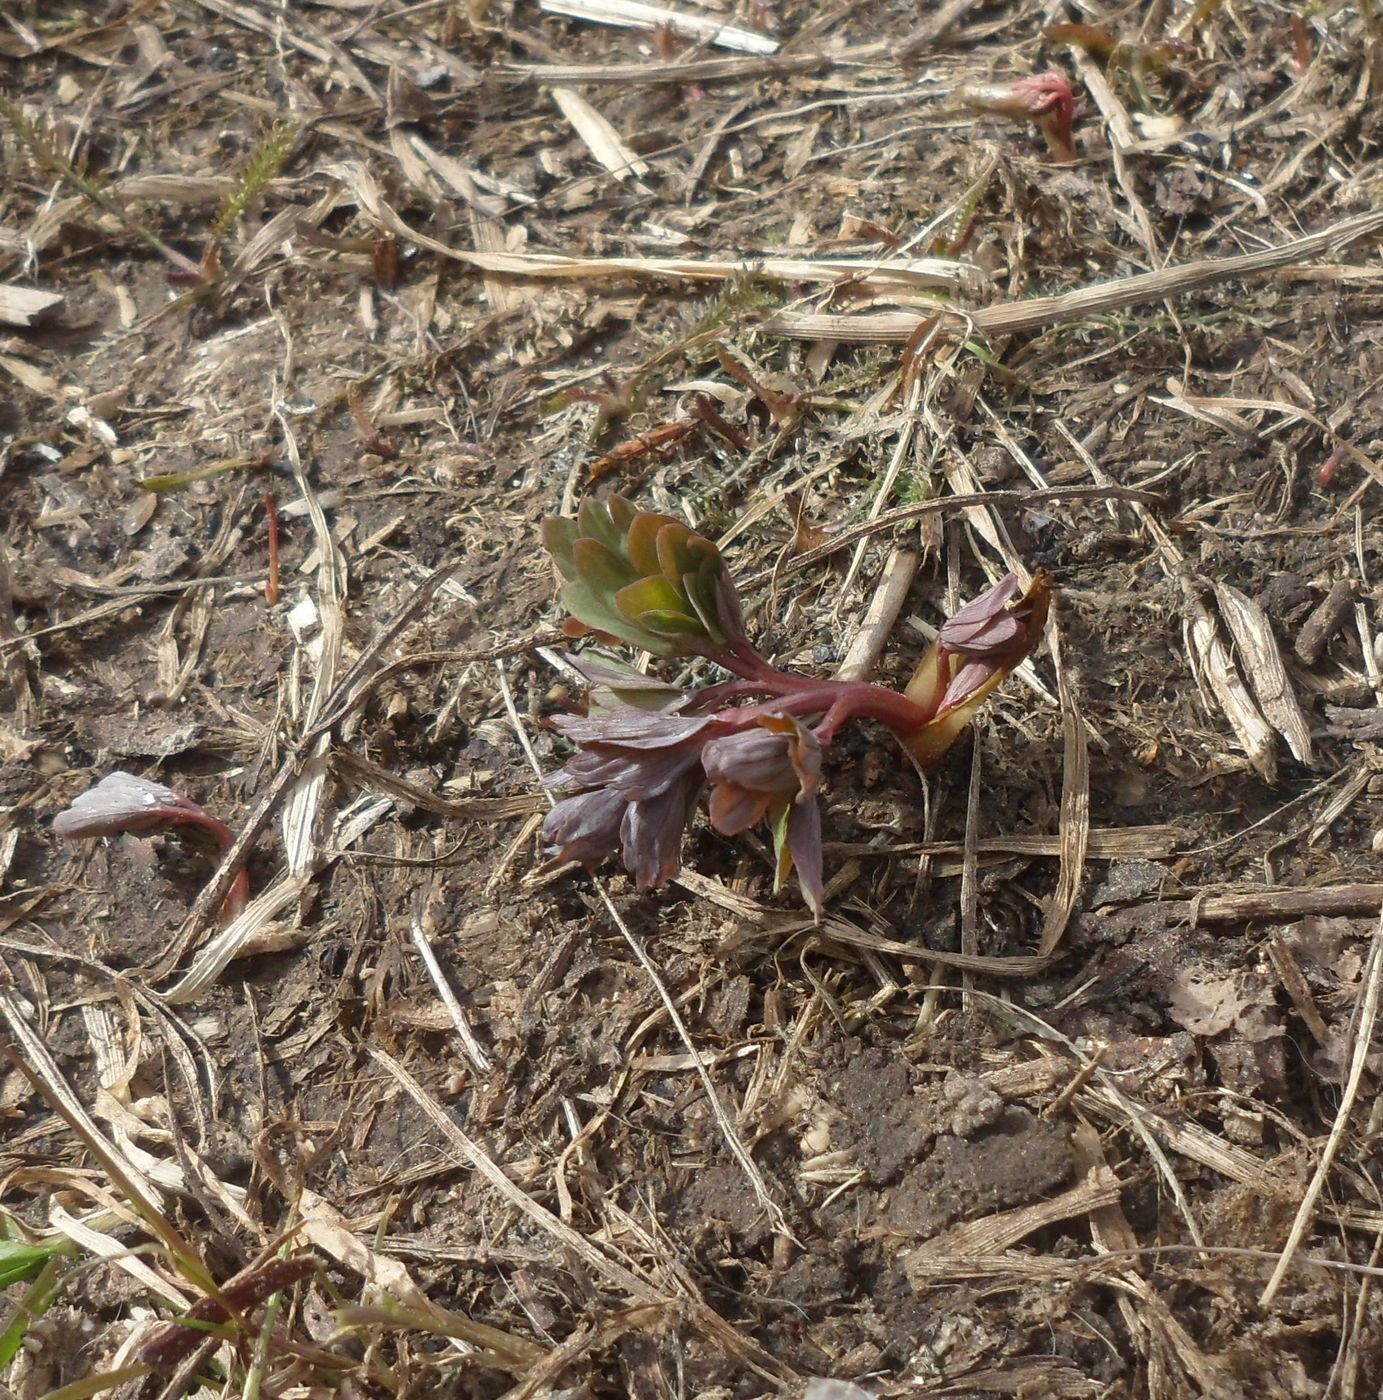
[639,609,710,638]
[541,516,580,579]
[572,538,639,595]
[614,576,701,633]
[0,1238,66,1288]
[576,498,626,557]
[606,493,639,538]
[654,521,709,588]
[682,566,729,644]
[770,800,792,891]
[625,511,680,577]
[562,581,677,656]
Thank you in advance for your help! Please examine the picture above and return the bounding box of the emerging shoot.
[957,72,1078,162]
[54,771,249,918]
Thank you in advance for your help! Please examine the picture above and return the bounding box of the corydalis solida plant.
[541,497,1049,917]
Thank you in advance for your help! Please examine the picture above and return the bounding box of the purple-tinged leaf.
[552,710,713,750]
[937,574,1024,654]
[620,784,695,890]
[53,772,196,839]
[543,789,626,868]
[786,799,824,920]
[707,782,771,836]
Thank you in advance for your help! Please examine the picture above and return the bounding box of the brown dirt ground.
[3,1,1383,1397]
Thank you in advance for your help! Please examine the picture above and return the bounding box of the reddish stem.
[692,665,931,740]
[172,811,249,920]
[263,490,280,605]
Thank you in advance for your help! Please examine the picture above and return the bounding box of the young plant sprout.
[957,72,1078,162]
[540,496,1049,916]
[53,771,249,918]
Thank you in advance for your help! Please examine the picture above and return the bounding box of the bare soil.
[3,2,1383,1397]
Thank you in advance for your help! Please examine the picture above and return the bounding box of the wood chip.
[0,283,63,326]
[1295,579,1354,666]
[1181,579,1278,783]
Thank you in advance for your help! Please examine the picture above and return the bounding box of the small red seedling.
[958,71,1078,162]
[348,386,397,458]
[54,771,249,919]
[1314,445,1346,488]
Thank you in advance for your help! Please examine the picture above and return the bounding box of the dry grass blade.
[323,166,982,293]
[409,910,492,1075]
[504,52,827,83]
[826,825,1184,861]
[905,1165,1122,1262]
[47,1204,192,1309]
[159,876,309,1005]
[538,0,779,54]
[1037,614,1089,959]
[764,208,1383,340]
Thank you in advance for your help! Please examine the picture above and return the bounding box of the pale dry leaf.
[1181,579,1277,783]
[550,86,651,183]
[1213,581,1314,765]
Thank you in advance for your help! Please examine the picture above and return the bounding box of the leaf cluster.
[542,495,745,659]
